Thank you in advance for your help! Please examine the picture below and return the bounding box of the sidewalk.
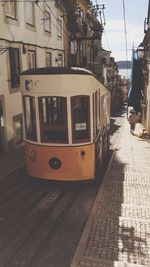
[0,145,25,178]
[70,118,150,267]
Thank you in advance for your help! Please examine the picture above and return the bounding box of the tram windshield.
[38,96,68,143]
[71,95,90,143]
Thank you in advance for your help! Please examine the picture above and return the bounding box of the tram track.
[0,184,53,227]
[7,191,79,267]
[0,180,80,267]
[0,169,29,202]
[0,111,126,267]
[0,167,26,187]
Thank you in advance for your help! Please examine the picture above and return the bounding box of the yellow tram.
[20,67,110,181]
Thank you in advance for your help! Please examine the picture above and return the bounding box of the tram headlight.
[49,157,61,169]
[28,149,37,161]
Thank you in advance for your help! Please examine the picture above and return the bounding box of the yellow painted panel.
[25,142,95,181]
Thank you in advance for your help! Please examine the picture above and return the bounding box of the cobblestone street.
[71,114,150,267]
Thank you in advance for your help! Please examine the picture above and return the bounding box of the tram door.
[93,91,103,173]
[0,100,5,152]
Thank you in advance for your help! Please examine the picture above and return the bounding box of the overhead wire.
[103,30,111,52]
[33,2,54,46]
[93,0,111,52]
[43,0,69,38]
[33,0,73,62]
[93,0,130,78]
[2,0,69,40]
[33,0,69,45]
[3,0,113,58]
[2,0,69,52]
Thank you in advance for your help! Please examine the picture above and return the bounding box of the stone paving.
[70,118,150,267]
[0,145,25,178]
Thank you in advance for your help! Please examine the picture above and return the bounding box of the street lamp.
[136,43,145,59]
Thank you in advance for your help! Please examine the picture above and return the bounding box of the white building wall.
[0,1,64,151]
[1,2,64,50]
[5,92,23,140]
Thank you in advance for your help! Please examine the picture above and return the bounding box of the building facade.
[130,0,150,135]
[0,0,64,152]
[141,0,150,134]
[56,0,105,79]
[0,0,125,153]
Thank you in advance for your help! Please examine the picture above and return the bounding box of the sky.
[94,0,149,63]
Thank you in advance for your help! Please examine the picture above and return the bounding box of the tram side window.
[95,90,101,135]
[39,96,68,143]
[71,95,90,143]
[23,96,37,141]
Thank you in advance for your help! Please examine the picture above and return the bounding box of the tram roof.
[20,67,95,76]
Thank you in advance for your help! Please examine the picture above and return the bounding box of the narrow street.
[71,109,150,267]
[0,110,125,267]
[3,107,150,267]
[1,1,150,266]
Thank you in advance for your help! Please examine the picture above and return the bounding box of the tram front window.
[39,96,68,143]
[71,95,90,143]
[23,96,37,141]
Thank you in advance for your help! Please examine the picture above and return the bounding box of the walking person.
[128,110,137,134]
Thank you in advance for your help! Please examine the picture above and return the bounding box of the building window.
[25,1,34,26]
[28,50,36,69]
[9,47,20,88]
[44,10,51,32]
[39,96,68,143]
[57,18,63,37]
[45,52,52,67]
[57,54,63,67]
[5,0,17,19]
[71,95,90,143]
[23,96,37,141]
[13,114,23,145]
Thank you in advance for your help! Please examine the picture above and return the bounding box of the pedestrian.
[128,110,137,134]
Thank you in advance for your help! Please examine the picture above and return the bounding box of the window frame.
[71,95,90,143]
[23,96,37,142]
[43,10,51,33]
[9,47,20,89]
[57,17,63,38]
[38,96,68,143]
[28,50,36,69]
[95,90,101,135]
[5,0,17,19]
[13,114,23,146]
[25,1,35,26]
[57,54,63,67]
[45,52,52,67]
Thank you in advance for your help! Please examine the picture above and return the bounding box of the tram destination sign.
[75,123,86,130]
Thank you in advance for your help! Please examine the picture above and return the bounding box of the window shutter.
[9,48,20,88]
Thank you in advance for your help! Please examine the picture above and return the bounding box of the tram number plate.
[75,123,86,130]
